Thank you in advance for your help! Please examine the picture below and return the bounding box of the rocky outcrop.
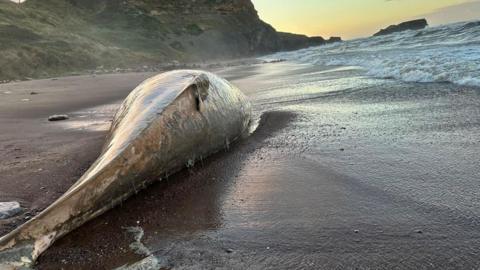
[0,0,340,80]
[374,19,428,36]
[327,37,342,43]
[277,33,327,51]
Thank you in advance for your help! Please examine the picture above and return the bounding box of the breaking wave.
[264,20,480,87]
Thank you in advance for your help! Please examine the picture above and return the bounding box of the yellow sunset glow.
[252,0,480,39]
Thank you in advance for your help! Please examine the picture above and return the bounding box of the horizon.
[252,0,480,39]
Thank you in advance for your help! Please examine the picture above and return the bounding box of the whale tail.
[0,230,36,268]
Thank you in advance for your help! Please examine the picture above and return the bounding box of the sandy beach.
[1,61,480,269]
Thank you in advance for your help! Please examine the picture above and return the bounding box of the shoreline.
[0,57,266,85]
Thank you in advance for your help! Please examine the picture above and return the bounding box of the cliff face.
[65,0,283,56]
[0,0,333,80]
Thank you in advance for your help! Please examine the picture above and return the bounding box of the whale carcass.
[0,70,252,268]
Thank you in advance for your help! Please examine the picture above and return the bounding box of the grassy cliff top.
[0,0,324,80]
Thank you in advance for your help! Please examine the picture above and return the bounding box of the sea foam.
[263,21,480,87]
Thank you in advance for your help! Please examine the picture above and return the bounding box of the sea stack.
[374,19,428,36]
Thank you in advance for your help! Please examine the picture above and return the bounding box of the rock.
[48,114,69,121]
[277,32,331,51]
[225,248,234,254]
[327,37,342,43]
[415,229,423,234]
[374,19,428,36]
[309,36,326,46]
[30,91,38,95]
[0,201,22,219]
[354,229,359,233]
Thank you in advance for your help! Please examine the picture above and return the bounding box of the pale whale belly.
[0,70,252,268]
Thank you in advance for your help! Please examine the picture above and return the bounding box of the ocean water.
[263,21,480,87]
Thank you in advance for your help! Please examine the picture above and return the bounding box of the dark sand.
[1,62,480,269]
[0,73,155,234]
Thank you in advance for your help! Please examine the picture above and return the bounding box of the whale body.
[0,70,252,268]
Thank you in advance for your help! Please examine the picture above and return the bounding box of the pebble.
[0,201,22,219]
[48,114,69,121]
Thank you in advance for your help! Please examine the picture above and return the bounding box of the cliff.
[0,0,334,80]
[374,19,428,36]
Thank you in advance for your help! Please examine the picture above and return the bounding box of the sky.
[252,0,480,39]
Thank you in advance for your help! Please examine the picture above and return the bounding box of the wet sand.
[1,62,480,269]
[0,73,155,235]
